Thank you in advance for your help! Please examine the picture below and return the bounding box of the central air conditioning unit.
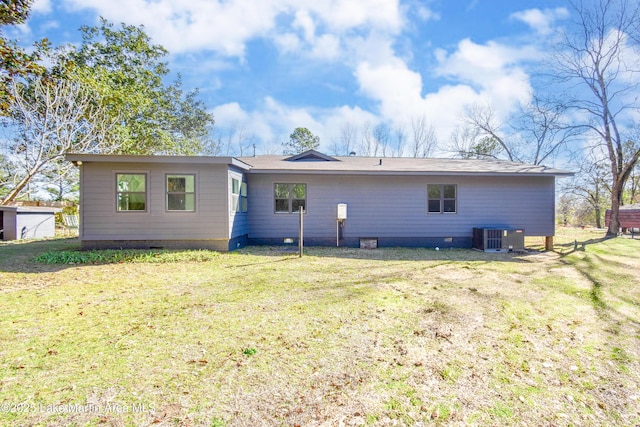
[473,227,525,252]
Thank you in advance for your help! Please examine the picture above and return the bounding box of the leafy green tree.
[58,18,214,155]
[0,0,48,114]
[283,127,320,155]
[1,18,216,203]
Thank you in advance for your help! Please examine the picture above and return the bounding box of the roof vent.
[379,159,383,166]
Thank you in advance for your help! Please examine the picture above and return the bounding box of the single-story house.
[65,150,572,251]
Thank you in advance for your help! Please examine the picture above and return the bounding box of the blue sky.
[11,0,574,155]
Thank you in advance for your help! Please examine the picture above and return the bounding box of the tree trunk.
[0,172,35,205]
[606,180,623,236]
[595,206,602,228]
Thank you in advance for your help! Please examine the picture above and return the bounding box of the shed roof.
[0,205,62,213]
[65,154,252,171]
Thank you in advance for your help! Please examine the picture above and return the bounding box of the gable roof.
[239,152,573,177]
[285,150,338,162]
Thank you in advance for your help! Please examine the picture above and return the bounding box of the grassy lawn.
[0,228,639,426]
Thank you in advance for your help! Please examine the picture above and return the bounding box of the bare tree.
[562,150,611,228]
[462,96,593,167]
[393,123,406,157]
[359,121,375,156]
[373,123,390,157]
[549,0,640,236]
[462,104,516,161]
[330,122,358,156]
[1,77,117,205]
[512,97,579,165]
[448,124,501,159]
[627,160,640,204]
[39,160,79,201]
[216,123,254,156]
[260,137,284,155]
[410,115,437,158]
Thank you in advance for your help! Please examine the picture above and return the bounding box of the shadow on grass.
[554,236,610,257]
[0,237,81,273]
[560,245,640,328]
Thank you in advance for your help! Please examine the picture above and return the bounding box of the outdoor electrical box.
[337,203,347,220]
[336,204,347,246]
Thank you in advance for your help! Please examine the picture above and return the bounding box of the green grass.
[34,248,221,264]
[0,228,638,426]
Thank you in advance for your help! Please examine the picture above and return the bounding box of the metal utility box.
[337,203,347,219]
[473,227,525,252]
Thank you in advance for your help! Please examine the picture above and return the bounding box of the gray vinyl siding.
[79,162,229,240]
[247,173,556,242]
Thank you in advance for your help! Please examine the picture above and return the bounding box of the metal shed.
[0,205,61,241]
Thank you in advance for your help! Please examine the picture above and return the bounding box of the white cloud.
[273,33,302,54]
[63,0,403,58]
[212,98,377,153]
[39,20,60,32]
[293,10,315,42]
[434,38,535,111]
[64,0,284,56]
[61,0,539,154]
[351,36,539,144]
[355,59,424,119]
[510,7,569,35]
[310,34,341,60]
[306,0,402,33]
[32,0,52,14]
[354,57,483,144]
[416,4,440,22]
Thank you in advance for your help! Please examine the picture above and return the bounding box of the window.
[167,174,195,211]
[428,184,456,213]
[231,178,248,213]
[117,173,147,211]
[275,183,306,213]
[241,182,248,212]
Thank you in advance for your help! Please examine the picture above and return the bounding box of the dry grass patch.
[0,230,638,426]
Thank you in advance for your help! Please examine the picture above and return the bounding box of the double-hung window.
[116,173,147,211]
[427,184,456,213]
[275,183,306,213]
[167,174,195,211]
[231,178,248,213]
